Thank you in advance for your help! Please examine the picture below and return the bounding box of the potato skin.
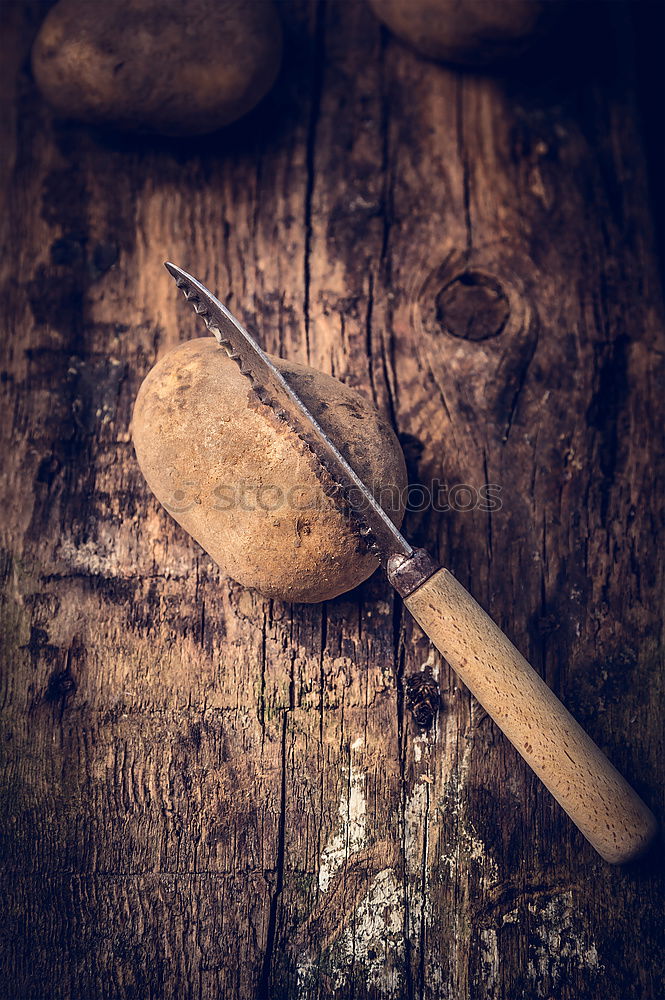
[368,0,561,67]
[32,0,282,136]
[132,339,407,603]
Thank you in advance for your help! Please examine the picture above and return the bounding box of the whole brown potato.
[32,0,282,136]
[132,338,407,602]
[368,0,562,67]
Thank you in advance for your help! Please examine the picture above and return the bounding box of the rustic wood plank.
[1,2,663,999]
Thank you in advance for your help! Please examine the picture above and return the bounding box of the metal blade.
[164,262,412,565]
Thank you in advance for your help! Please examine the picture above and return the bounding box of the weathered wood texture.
[1,2,663,998]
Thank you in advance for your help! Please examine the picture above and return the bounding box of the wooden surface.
[1,2,664,998]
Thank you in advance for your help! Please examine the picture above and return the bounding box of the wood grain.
[1,1,664,998]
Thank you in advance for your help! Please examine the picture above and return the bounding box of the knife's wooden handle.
[404,567,657,864]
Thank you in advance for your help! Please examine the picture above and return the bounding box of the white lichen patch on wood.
[318,738,367,892]
[404,777,435,951]
[330,868,405,996]
[309,768,441,998]
[56,537,124,578]
[439,814,499,884]
[55,533,195,581]
[479,927,500,998]
[405,777,430,874]
[437,734,499,884]
[469,893,602,998]
[525,891,602,996]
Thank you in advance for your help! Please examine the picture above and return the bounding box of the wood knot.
[406,672,440,729]
[410,247,540,439]
[412,248,535,351]
[45,667,76,702]
[435,271,510,342]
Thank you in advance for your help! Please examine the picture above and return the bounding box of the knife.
[165,261,657,864]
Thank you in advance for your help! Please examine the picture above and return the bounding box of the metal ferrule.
[387,548,438,598]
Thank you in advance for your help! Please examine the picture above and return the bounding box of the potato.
[31,0,282,136]
[132,338,407,602]
[367,0,561,67]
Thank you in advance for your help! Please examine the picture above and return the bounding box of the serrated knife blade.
[160,261,657,864]
[164,261,412,567]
